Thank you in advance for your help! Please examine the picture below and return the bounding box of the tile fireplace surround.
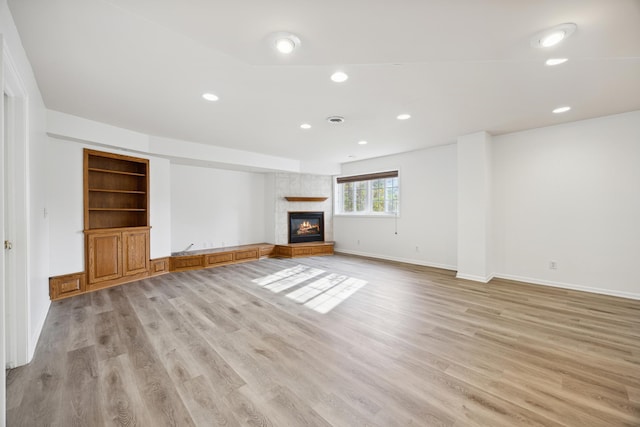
[271,173,333,245]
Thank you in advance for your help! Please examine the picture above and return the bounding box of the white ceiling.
[8,0,640,164]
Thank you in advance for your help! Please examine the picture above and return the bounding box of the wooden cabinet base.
[170,244,271,272]
[169,242,333,272]
[86,270,150,293]
[150,257,170,276]
[274,242,334,258]
[49,242,334,300]
[50,272,86,300]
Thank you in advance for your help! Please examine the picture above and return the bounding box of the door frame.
[2,41,30,369]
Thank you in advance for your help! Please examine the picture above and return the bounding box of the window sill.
[334,213,400,218]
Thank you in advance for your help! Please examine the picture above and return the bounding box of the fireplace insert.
[288,211,324,244]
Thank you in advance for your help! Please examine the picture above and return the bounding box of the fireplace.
[288,211,325,244]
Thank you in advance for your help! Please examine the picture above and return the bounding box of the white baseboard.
[28,299,51,364]
[334,249,457,272]
[333,249,640,301]
[493,273,640,300]
[456,272,495,283]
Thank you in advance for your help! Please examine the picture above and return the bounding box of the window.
[335,171,399,215]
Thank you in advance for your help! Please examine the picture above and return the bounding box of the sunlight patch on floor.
[286,273,348,303]
[251,265,309,286]
[302,277,367,313]
[251,265,367,313]
[263,267,325,293]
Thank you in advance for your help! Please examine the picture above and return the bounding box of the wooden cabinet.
[122,228,150,276]
[84,149,150,291]
[87,230,122,284]
[86,227,150,290]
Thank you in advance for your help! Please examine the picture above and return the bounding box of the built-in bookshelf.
[81,149,150,294]
[84,149,149,229]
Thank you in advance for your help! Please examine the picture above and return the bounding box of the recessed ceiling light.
[541,31,566,47]
[202,93,219,102]
[545,58,568,66]
[358,140,368,145]
[397,114,411,120]
[276,38,295,54]
[531,23,577,49]
[327,116,345,124]
[331,71,349,83]
[300,123,311,129]
[273,32,301,54]
[347,155,356,159]
[552,106,571,114]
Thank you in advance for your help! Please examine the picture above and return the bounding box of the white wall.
[149,157,171,258]
[493,111,640,299]
[457,131,493,282]
[334,112,640,299]
[334,145,458,270]
[263,173,276,244]
[170,164,265,252]
[47,138,84,275]
[48,137,173,274]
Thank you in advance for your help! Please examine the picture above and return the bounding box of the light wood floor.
[6,255,640,426]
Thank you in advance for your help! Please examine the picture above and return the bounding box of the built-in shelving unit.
[48,149,153,299]
[85,150,149,230]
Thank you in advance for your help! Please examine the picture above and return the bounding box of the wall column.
[457,131,493,282]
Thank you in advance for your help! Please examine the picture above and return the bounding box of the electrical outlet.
[357,239,360,245]
[549,261,557,270]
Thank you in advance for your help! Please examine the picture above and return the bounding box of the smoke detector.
[327,116,345,124]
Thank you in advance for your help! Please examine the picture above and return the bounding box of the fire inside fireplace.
[289,211,324,244]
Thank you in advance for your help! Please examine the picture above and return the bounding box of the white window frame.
[334,171,400,217]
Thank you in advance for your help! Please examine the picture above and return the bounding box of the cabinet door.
[122,229,149,276]
[87,232,122,284]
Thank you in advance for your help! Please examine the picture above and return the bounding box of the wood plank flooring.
[6,254,640,426]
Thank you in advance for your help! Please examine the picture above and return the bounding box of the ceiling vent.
[327,116,345,124]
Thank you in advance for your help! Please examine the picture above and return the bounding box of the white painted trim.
[0,33,5,426]
[30,305,48,357]
[333,214,401,219]
[456,272,495,283]
[492,273,640,301]
[334,248,457,271]
[2,41,31,367]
